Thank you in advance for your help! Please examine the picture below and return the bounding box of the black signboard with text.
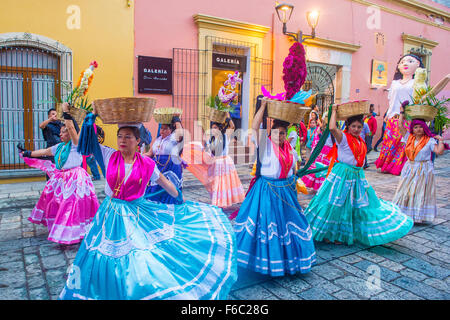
[212,53,246,72]
[138,56,172,94]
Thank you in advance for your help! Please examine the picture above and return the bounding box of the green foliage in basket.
[206,95,235,113]
[406,87,450,133]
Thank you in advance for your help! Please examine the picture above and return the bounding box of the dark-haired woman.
[17,102,99,244]
[392,106,447,223]
[60,112,237,300]
[204,119,245,207]
[233,99,316,276]
[304,105,413,246]
[375,54,424,175]
[144,116,184,204]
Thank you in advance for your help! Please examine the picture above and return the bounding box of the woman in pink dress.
[301,113,333,191]
[17,102,99,244]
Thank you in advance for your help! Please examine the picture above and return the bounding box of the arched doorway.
[302,63,336,123]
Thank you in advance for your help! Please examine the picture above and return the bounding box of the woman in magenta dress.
[17,102,99,244]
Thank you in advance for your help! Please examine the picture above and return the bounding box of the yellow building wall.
[0,0,134,183]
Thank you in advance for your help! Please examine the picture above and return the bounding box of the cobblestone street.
[0,151,449,300]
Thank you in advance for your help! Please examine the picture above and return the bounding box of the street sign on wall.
[212,52,246,72]
[138,56,172,94]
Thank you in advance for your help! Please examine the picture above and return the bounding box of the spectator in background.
[374,111,387,152]
[306,119,319,161]
[365,104,378,153]
[40,108,63,149]
[361,120,371,169]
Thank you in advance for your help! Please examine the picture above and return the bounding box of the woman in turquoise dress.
[303,104,413,246]
[59,112,237,300]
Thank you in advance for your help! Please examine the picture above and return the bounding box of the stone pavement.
[0,151,449,300]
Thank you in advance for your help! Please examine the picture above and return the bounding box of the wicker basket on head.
[153,107,183,124]
[93,97,156,124]
[264,98,309,124]
[56,103,88,125]
[405,104,437,122]
[209,108,228,123]
[336,100,370,120]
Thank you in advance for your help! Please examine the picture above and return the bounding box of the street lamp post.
[275,2,320,43]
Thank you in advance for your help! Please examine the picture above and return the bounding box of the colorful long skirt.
[392,160,437,223]
[181,143,245,208]
[145,154,183,204]
[22,156,99,244]
[304,162,413,246]
[59,196,237,300]
[234,175,316,276]
[301,145,332,191]
[209,155,245,208]
[375,117,409,175]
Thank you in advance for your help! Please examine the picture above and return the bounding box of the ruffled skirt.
[59,197,237,300]
[304,162,413,246]
[145,155,183,204]
[234,175,316,277]
[392,160,437,223]
[209,155,245,208]
[181,143,245,208]
[23,156,99,244]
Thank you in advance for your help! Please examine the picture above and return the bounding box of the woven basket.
[56,103,88,125]
[153,107,183,124]
[265,98,309,123]
[405,104,437,122]
[336,100,370,120]
[93,97,156,124]
[209,108,228,123]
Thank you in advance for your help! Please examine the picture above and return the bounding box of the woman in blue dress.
[233,99,316,276]
[59,112,237,300]
[144,115,184,204]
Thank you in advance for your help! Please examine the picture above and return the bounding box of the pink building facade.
[134,0,450,142]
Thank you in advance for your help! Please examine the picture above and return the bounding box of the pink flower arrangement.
[282,42,307,100]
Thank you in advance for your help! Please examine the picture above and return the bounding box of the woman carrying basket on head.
[203,117,245,208]
[233,99,316,276]
[60,107,237,300]
[17,102,99,245]
[303,104,413,246]
[391,103,448,223]
[144,112,184,204]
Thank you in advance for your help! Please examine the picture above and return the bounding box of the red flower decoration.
[282,42,307,100]
[90,60,98,69]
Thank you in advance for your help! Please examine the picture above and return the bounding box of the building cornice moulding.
[401,33,439,48]
[390,0,450,21]
[304,37,361,53]
[349,0,450,31]
[194,14,271,38]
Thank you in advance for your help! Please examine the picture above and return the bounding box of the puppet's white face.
[398,56,421,78]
